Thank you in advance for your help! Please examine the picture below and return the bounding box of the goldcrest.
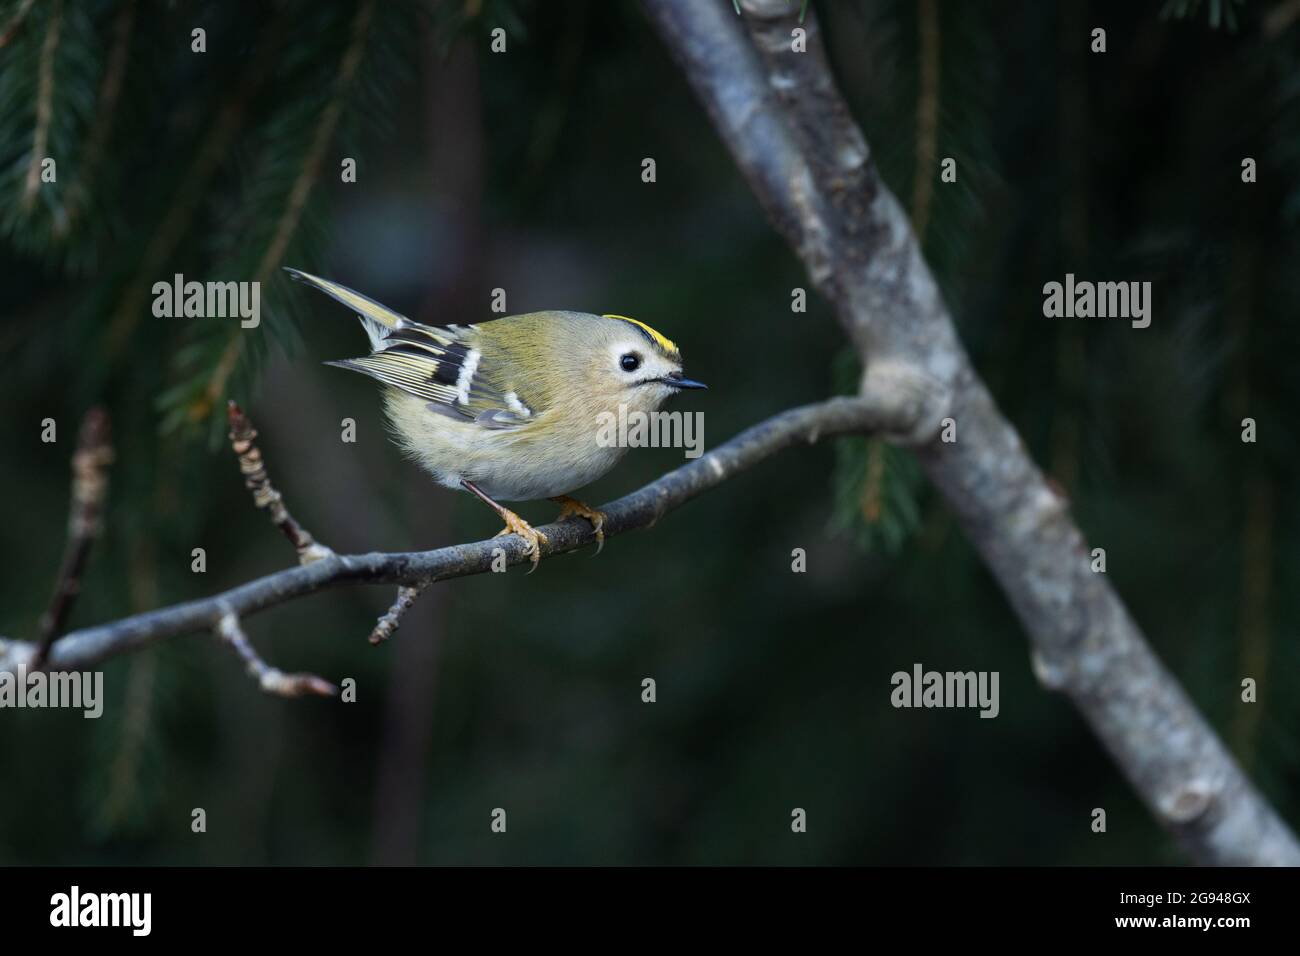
[285,268,706,568]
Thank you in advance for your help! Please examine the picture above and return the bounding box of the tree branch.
[368,585,424,646]
[0,393,916,675]
[33,407,114,668]
[641,0,1300,865]
[227,400,333,565]
[215,611,336,699]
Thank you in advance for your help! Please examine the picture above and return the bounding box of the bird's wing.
[328,323,538,430]
[286,267,537,429]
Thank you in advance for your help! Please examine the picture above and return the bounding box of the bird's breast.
[384,390,632,501]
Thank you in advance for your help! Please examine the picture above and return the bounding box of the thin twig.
[0,395,921,675]
[215,612,336,699]
[227,400,333,565]
[33,407,114,667]
[368,585,425,645]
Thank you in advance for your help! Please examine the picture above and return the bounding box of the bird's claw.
[494,510,548,573]
[551,496,607,556]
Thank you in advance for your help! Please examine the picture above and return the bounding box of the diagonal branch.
[227,401,333,565]
[33,407,114,668]
[641,0,1299,865]
[368,585,425,646]
[215,611,336,699]
[0,392,918,675]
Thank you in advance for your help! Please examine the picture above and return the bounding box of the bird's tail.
[283,267,406,351]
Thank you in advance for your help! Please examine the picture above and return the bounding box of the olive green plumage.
[285,268,706,503]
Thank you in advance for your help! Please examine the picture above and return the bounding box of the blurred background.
[1,0,1298,865]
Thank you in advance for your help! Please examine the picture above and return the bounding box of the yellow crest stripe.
[603,314,678,356]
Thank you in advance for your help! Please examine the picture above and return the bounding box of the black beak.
[661,372,708,390]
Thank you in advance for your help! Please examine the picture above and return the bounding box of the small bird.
[285,268,707,569]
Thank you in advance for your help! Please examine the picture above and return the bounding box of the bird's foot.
[550,495,607,555]
[493,508,549,572]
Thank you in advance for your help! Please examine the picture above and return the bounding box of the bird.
[284,268,707,569]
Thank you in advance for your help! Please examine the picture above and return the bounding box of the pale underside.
[383,388,632,501]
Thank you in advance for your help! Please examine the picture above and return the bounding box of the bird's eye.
[620,353,641,373]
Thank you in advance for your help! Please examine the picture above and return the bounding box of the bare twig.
[227,400,334,565]
[642,0,1300,865]
[0,394,919,675]
[33,407,114,668]
[215,612,336,699]
[369,585,425,646]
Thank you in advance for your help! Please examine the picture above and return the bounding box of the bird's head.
[590,313,707,414]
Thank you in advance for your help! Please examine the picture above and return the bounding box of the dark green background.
[1,0,1296,864]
